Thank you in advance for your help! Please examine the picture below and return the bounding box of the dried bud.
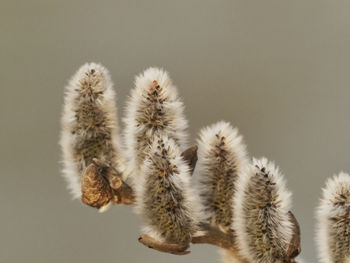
[81,163,113,209]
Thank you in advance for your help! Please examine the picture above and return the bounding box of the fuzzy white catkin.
[195,121,249,263]
[60,63,127,199]
[233,158,293,263]
[195,121,249,232]
[316,172,350,263]
[123,67,188,180]
[135,135,200,243]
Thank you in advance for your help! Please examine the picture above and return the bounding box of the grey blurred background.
[1,1,350,262]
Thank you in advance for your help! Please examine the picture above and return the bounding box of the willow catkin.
[233,158,293,263]
[123,67,188,178]
[316,172,350,263]
[60,63,127,205]
[195,121,249,232]
[135,135,200,243]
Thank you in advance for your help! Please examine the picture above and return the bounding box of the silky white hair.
[195,121,249,231]
[134,135,200,243]
[316,172,350,263]
[233,158,293,263]
[123,67,188,181]
[60,63,127,199]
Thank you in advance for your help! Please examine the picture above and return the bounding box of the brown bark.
[138,235,190,255]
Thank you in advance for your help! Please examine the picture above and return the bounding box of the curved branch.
[192,223,237,251]
[80,146,300,262]
[138,235,190,255]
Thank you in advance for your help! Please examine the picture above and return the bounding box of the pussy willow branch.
[81,146,300,262]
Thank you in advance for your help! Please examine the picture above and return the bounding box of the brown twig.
[192,217,300,262]
[81,146,301,262]
[92,158,135,204]
[192,223,237,251]
[138,235,190,255]
[191,224,248,262]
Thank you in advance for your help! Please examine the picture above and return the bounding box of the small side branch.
[92,158,135,205]
[138,235,190,255]
[192,223,237,251]
[192,224,248,262]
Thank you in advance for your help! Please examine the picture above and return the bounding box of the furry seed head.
[233,158,293,263]
[60,63,127,200]
[195,121,249,232]
[316,172,350,263]
[135,135,199,243]
[123,67,188,177]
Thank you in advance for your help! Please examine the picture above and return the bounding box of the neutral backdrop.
[2,1,350,262]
